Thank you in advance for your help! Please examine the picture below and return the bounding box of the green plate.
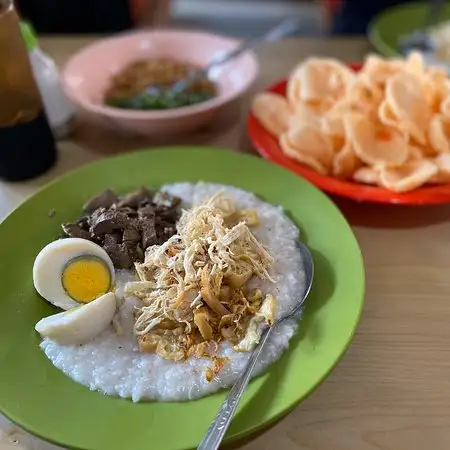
[0,147,364,450]
[368,2,450,57]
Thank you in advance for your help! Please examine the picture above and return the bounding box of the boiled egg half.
[35,292,117,345]
[33,238,115,310]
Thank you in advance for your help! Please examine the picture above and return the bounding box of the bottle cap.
[20,20,38,51]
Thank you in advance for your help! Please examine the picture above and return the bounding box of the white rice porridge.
[41,182,305,402]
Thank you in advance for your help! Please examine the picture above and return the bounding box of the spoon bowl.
[275,241,314,324]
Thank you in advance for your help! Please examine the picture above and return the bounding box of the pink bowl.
[61,30,259,135]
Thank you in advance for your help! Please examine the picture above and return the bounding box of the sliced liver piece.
[153,191,181,208]
[123,227,141,244]
[103,239,132,269]
[83,189,118,214]
[90,210,129,235]
[138,204,156,219]
[61,223,92,240]
[140,219,158,249]
[117,187,152,208]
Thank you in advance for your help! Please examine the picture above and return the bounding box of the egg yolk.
[62,256,111,303]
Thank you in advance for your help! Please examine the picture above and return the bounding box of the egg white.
[33,238,115,310]
[35,292,118,345]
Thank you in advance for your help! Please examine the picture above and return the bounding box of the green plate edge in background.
[0,147,365,450]
[368,1,450,57]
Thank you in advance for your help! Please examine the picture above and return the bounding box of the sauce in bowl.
[105,59,217,110]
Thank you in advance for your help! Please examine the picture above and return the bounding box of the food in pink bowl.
[62,30,258,135]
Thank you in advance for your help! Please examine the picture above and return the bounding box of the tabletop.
[2,36,450,450]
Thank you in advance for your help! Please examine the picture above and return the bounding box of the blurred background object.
[171,1,421,38]
[14,0,324,36]
[15,0,171,33]
[14,0,430,38]
[172,0,323,37]
[325,0,412,35]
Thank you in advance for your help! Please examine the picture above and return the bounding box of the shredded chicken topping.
[125,192,277,379]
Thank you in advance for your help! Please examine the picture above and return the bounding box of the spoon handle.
[197,326,274,450]
[208,17,301,69]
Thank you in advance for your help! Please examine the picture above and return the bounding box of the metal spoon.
[121,17,302,109]
[197,241,314,450]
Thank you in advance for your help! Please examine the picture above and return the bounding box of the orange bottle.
[0,0,56,180]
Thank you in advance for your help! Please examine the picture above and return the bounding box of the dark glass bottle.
[0,0,57,181]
